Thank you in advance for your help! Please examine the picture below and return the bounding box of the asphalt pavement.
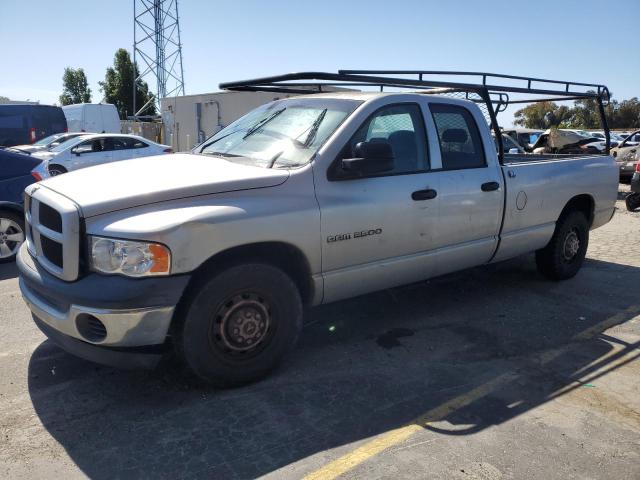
[0,192,638,479]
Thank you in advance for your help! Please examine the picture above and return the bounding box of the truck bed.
[491,153,618,263]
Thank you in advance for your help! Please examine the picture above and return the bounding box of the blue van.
[0,148,41,262]
[0,104,68,147]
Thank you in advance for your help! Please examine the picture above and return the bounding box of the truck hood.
[40,153,290,217]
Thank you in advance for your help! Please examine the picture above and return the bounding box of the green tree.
[0,95,10,104]
[612,98,640,129]
[513,101,572,129]
[99,48,156,119]
[59,67,92,105]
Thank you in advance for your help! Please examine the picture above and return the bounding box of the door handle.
[481,181,500,192]
[411,189,437,201]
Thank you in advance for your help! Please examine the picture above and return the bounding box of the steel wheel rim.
[210,292,273,357]
[562,228,580,261]
[0,218,24,258]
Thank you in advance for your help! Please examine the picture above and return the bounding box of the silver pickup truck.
[17,71,618,386]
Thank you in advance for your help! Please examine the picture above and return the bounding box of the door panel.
[315,103,440,303]
[427,102,503,274]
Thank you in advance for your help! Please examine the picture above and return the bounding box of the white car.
[32,134,173,176]
[9,132,89,155]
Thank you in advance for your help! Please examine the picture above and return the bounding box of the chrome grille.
[24,185,80,281]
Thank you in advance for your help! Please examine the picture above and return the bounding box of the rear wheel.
[0,210,25,264]
[176,263,303,387]
[48,165,67,176]
[536,211,589,280]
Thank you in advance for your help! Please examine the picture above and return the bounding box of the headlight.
[89,236,171,277]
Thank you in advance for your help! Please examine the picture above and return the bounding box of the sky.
[1,0,638,127]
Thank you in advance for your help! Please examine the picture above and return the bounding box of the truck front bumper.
[17,245,191,369]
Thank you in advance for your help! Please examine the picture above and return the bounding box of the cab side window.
[347,104,429,175]
[430,104,486,170]
[73,140,96,154]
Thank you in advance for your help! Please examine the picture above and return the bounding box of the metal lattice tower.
[133,0,185,117]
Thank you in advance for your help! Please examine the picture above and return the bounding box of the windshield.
[33,133,64,146]
[50,135,87,153]
[196,98,360,168]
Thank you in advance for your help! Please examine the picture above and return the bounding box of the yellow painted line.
[304,372,518,480]
[303,305,639,480]
[573,305,640,341]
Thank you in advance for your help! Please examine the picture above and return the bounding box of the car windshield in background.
[33,133,64,146]
[50,136,85,153]
[527,133,540,144]
[197,99,360,168]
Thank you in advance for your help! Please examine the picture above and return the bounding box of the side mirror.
[341,141,395,175]
[72,149,81,157]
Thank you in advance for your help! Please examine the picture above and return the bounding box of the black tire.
[535,211,589,280]
[175,263,303,387]
[0,210,25,264]
[48,165,67,176]
[626,193,640,212]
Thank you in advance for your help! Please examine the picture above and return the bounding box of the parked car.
[584,131,624,147]
[32,133,173,176]
[0,104,67,147]
[0,149,41,262]
[612,129,640,181]
[626,155,640,211]
[9,132,88,155]
[502,128,543,151]
[17,77,618,386]
[531,129,606,154]
[62,103,121,133]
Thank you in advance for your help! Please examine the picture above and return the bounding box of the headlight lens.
[89,236,171,277]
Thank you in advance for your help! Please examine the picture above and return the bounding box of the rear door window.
[429,103,486,170]
[47,107,67,134]
[119,137,149,149]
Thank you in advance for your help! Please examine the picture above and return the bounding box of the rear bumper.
[17,244,191,367]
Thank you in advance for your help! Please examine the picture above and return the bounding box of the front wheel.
[0,210,25,264]
[536,211,589,280]
[176,263,303,387]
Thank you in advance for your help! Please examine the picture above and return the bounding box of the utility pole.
[133,0,185,118]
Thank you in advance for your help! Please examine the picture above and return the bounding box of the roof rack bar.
[221,71,608,101]
[338,70,608,92]
[219,70,610,155]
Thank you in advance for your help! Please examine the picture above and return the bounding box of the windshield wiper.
[201,151,241,158]
[299,109,327,148]
[243,107,286,140]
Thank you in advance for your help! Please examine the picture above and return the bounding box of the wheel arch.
[181,241,315,307]
[560,194,595,227]
[0,201,24,215]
